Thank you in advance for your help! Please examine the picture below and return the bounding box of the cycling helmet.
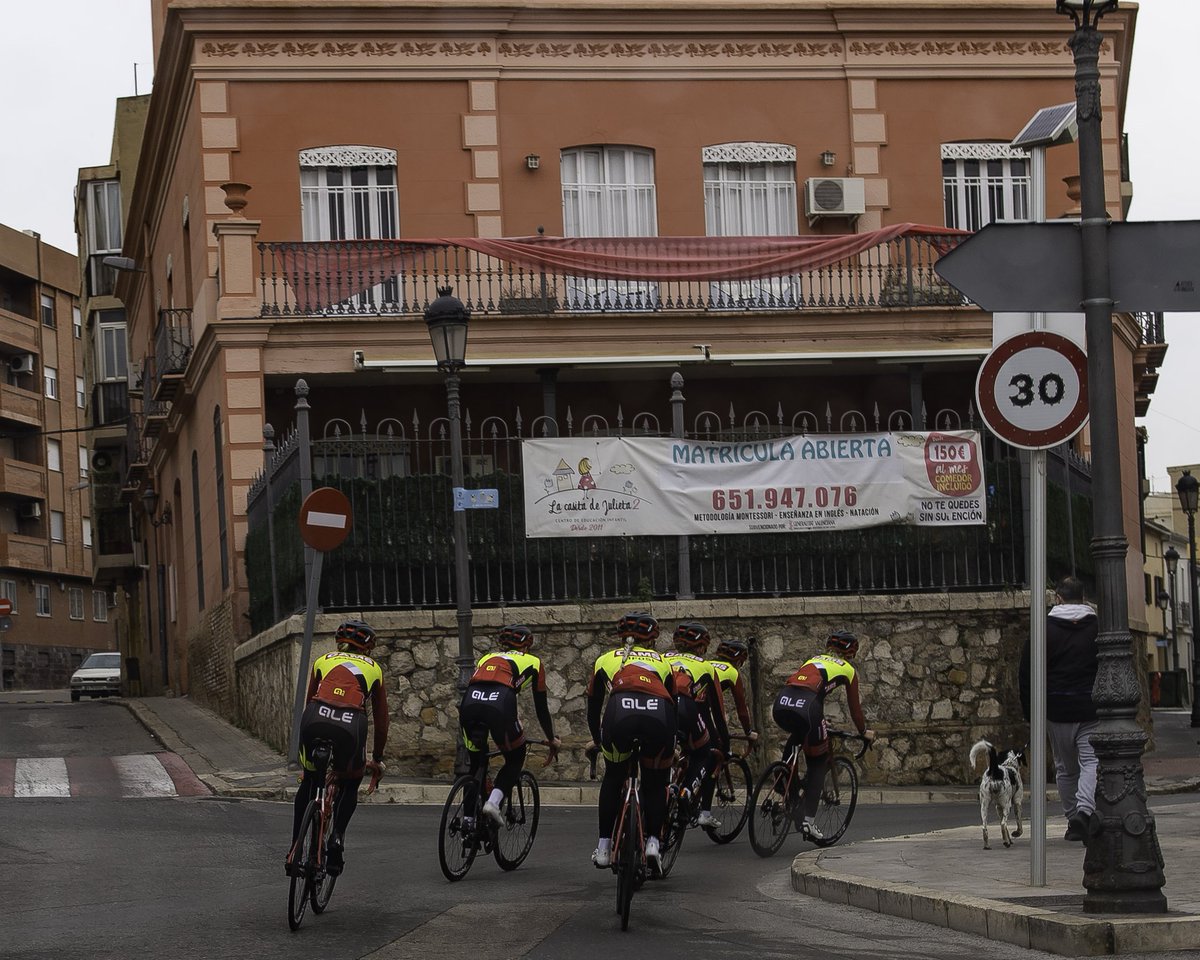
[826,630,859,657]
[498,624,534,652]
[672,621,710,654]
[715,637,750,666]
[616,611,659,642]
[335,619,376,653]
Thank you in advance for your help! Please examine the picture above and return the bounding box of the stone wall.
[186,596,238,717]
[234,592,1048,785]
[2,643,98,691]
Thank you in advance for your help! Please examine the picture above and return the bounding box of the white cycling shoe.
[482,800,504,827]
[801,818,824,841]
[592,845,612,868]
[645,836,662,874]
[696,810,721,828]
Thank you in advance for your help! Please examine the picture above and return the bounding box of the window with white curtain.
[300,146,400,308]
[561,146,658,309]
[702,142,799,307]
[941,143,1031,230]
[97,315,129,381]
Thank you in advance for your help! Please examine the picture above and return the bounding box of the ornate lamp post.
[1156,588,1170,667]
[1054,0,1166,912]
[1165,544,1181,673]
[1175,470,1200,724]
[425,287,474,774]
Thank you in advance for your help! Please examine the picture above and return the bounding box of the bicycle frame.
[611,753,644,873]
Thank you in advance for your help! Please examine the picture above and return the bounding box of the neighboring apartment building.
[110,0,1158,712]
[76,94,152,694]
[0,223,111,690]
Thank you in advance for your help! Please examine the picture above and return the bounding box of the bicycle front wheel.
[749,762,794,858]
[657,791,685,878]
[438,775,479,881]
[812,756,858,847]
[310,800,337,913]
[705,756,752,845]
[617,790,639,931]
[287,801,317,931]
[493,770,540,871]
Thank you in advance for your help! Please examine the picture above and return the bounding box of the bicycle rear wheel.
[749,762,794,858]
[812,756,858,847]
[493,770,540,870]
[705,756,751,845]
[438,774,479,881]
[617,790,639,931]
[287,802,317,930]
[310,796,337,913]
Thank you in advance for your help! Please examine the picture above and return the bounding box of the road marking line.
[14,758,70,797]
[155,751,211,797]
[114,754,178,798]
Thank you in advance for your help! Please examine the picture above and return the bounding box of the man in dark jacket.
[1019,576,1100,842]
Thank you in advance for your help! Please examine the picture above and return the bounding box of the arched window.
[214,408,230,592]
[192,451,206,610]
[560,145,657,238]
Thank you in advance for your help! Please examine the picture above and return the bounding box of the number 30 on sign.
[975,330,1089,450]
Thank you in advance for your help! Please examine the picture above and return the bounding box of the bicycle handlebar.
[829,730,873,760]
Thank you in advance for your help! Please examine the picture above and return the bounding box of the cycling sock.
[488,788,504,807]
[596,838,612,854]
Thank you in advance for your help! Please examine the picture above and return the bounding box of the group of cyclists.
[288,612,874,879]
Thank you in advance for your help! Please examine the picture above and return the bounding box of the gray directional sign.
[935,220,1200,313]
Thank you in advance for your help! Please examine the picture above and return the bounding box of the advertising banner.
[521,431,986,538]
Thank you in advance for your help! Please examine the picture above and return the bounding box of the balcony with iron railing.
[91,380,130,431]
[140,358,168,438]
[256,228,969,320]
[122,410,149,500]
[153,308,193,402]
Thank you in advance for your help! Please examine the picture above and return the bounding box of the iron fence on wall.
[244,381,1051,634]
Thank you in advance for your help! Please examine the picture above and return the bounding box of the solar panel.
[1011,103,1078,149]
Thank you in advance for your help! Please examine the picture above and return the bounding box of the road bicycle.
[748,730,869,858]
[285,741,382,930]
[438,739,549,881]
[588,743,648,932]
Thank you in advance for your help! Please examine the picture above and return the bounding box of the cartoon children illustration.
[577,457,597,490]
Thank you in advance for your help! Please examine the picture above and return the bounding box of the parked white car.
[70,652,122,701]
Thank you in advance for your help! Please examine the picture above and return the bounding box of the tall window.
[47,439,62,472]
[93,590,108,622]
[73,306,82,339]
[942,143,1031,230]
[78,445,89,480]
[68,588,84,620]
[300,147,399,241]
[561,146,657,309]
[0,578,16,615]
[192,452,206,611]
[44,365,58,400]
[51,510,65,543]
[703,143,799,307]
[82,517,93,548]
[76,376,86,408]
[214,408,230,592]
[41,293,54,328]
[35,583,50,617]
[96,312,129,381]
[88,180,123,254]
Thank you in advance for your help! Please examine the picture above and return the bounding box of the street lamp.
[1166,544,1181,672]
[1156,588,1170,671]
[1175,470,1200,725]
[425,286,474,775]
[1055,0,1167,913]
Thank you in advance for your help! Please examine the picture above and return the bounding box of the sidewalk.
[120,696,1200,955]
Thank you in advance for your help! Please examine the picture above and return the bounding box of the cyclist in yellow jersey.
[771,630,874,841]
[290,619,388,877]
[663,622,730,828]
[585,612,676,873]
[459,625,561,827]
[710,637,759,749]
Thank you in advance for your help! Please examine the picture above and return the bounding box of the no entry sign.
[298,487,353,552]
[975,331,1089,450]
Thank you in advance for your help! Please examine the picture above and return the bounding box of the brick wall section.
[232,593,1107,785]
[186,596,238,717]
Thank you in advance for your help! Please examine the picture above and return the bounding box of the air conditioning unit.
[804,177,866,224]
[8,354,35,375]
[18,502,42,520]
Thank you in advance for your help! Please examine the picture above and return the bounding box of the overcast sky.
[0,0,1193,489]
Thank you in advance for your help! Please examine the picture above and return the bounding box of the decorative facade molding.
[499,40,840,59]
[702,142,796,164]
[941,142,1031,162]
[848,39,1074,58]
[300,146,397,167]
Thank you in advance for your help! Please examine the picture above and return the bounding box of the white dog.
[969,739,1025,850]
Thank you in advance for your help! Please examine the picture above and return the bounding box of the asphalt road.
[6,697,1185,960]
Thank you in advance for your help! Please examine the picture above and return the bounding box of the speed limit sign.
[975,330,1089,450]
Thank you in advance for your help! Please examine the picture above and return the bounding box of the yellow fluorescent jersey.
[710,659,740,692]
[589,646,672,698]
[310,652,385,710]
[469,650,547,693]
[664,650,719,699]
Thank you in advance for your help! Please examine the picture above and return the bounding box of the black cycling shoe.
[326,837,345,876]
